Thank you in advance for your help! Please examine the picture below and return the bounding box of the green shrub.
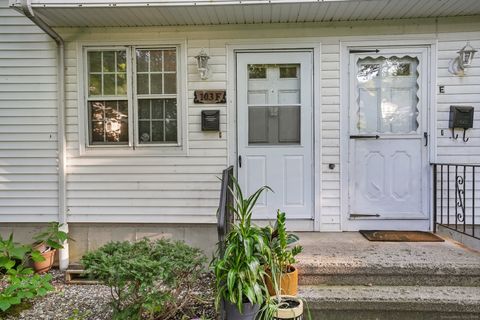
[81,238,207,320]
[0,234,53,314]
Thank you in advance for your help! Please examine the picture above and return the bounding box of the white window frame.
[78,41,187,156]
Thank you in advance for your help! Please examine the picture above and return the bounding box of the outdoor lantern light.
[195,49,210,80]
[458,41,477,68]
[449,41,477,75]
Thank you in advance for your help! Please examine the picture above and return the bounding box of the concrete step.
[299,285,480,320]
[296,232,480,286]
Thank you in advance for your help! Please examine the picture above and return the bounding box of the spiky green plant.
[211,176,273,316]
[263,210,303,274]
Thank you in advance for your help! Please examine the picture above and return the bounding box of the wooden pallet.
[65,266,100,285]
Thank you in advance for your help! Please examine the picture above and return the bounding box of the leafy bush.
[81,238,207,320]
[0,234,53,313]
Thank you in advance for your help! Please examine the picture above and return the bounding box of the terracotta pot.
[266,265,299,296]
[273,295,303,320]
[33,248,56,274]
[32,242,48,253]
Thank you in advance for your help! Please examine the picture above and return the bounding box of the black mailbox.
[449,106,474,129]
[201,110,220,131]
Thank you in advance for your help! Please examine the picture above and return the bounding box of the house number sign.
[194,90,226,104]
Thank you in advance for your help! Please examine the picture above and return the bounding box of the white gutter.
[10,0,69,271]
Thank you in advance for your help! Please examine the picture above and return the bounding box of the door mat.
[359,230,444,242]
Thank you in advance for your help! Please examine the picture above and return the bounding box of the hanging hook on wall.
[462,129,469,143]
[451,127,459,140]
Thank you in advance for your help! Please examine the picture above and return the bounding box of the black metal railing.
[217,165,234,256]
[216,166,234,320]
[433,163,479,240]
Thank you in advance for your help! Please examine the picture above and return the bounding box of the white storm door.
[237,51,313,220]
[347,48,429,230]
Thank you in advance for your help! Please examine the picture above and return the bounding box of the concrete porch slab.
[295,232,480,286]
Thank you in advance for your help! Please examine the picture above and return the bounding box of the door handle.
[238,155,242,168]
[350,135,379,139]
[424,132,428,146]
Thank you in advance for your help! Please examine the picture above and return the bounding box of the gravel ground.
[1,269,216,320]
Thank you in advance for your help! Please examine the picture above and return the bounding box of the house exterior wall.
[58,18,480,232]
[0,0,59,222]
[0,0,479,258]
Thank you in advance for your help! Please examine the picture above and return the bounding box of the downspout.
[11,0,69,270]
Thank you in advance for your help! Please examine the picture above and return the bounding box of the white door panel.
[347,48,429,230]
[237,52,313,220]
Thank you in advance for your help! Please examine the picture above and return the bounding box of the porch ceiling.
[11,0,480,27]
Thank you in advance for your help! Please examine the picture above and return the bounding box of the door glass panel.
[247,63,301,145]
[355,56,419,134]
[248,106,300,144]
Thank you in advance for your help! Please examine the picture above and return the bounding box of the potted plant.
[263,210,303,296]
[211,177,273,320]
[262,211,307,320]
[31,222,70,274]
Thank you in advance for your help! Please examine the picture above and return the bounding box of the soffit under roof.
[16,0,480,27]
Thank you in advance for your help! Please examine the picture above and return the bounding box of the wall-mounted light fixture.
[195,49,210,80]
[448,41,477,76]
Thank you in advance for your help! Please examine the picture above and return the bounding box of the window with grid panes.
[86,47,179,147]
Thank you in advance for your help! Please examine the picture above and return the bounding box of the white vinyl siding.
[0,0,58,222]
[0,7,479,230]
[436,34,480,164]
[59,19,479,228]
[64,36,226,223]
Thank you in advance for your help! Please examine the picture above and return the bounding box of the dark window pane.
[104,74,116,95]
[117,73,127,95]
[248,65,266,79]
[138,100,150,120]
[117,51,126,72]
[280,66,298,78]
[136,50,149,72]
[164,99,177,119]
[89,74,102,96]
[119,120,129,142]
[137,74,149,94]
[105,101,117,119]
[89,100,128,144]
[150,50,163,72]
[248,105,300,145]
[91,121,104,142]
[164,73,176,94]
[165,120,177,142]
[139,120,151,143]
[118,100,128,116]
[152,99,164,119]
[164,50,176,72]
[88,52,101,72]
[151,120,164,142]
[103,51,115,72]
[151,73,163,94]
[91,102,104,120]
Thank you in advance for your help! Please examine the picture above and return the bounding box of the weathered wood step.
[65,266,100,285]
[299,285,480,319]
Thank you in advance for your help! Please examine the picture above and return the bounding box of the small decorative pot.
[273,295,304,320]
[225,301,260,320]
[33,248,56,274]
[267,265,299,296]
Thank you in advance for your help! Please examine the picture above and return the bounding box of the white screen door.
[237,51,313,220]
[347,47,430,230]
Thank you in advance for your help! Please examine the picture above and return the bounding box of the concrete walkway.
[295,232,480,286]
[295,232,480,318]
